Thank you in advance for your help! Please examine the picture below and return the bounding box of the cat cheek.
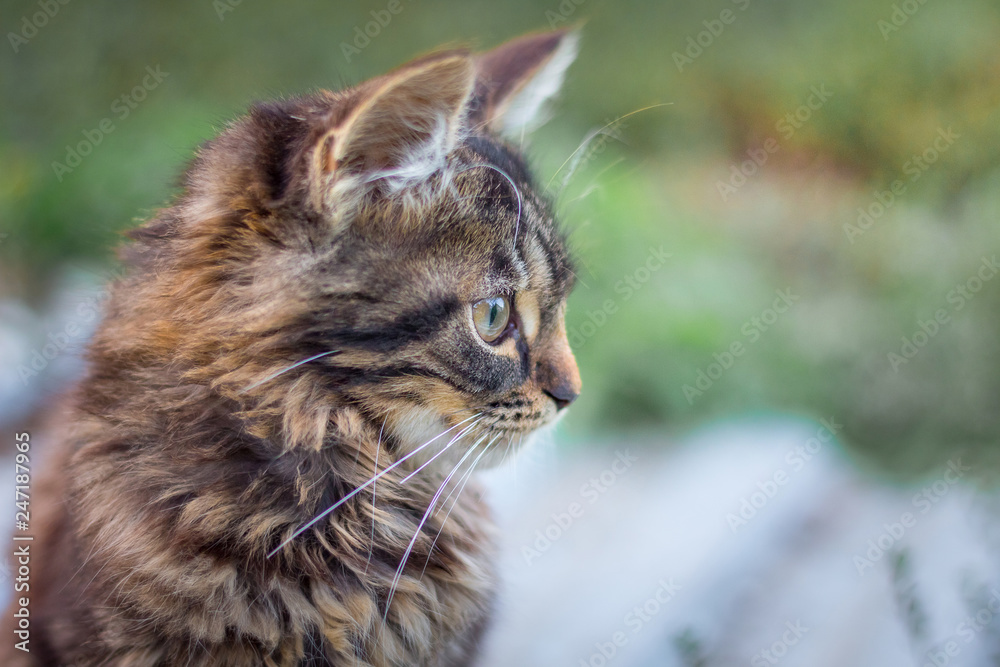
[515,291,541,342]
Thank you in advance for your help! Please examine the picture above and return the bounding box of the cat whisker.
[266,412,482,558]
[364,417,388,576]
[499,431,517,468]
[412,429,493,537]
[433,432,497,511]
[544,103,672,195]
[398,417,485,484]
[239,350,340,393]
[555,127,622,197]
[559,158,626,214]
[510,433,524,492]
[380,438,487,629]
[456,164,523,247]
[418,434,500,580]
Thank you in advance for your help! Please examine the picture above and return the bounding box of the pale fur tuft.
[367,114,468,192]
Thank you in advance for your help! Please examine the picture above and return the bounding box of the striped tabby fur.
[2,29,582,666]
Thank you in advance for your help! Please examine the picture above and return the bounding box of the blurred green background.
[2,0,999,477]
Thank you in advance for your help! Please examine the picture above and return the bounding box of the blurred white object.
[0,266,109,429]
[479,418,1000,667]
[0,300,41,427]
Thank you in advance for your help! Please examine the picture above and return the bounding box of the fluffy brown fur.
[3,29,582,666]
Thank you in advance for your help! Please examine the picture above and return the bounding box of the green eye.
[472,296,511,343]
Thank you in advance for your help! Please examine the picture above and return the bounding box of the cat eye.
[472,296,511,343]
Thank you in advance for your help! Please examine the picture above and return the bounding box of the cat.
[1,28,582,666]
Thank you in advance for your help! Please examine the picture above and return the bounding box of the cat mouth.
[478,408,562,438]
[486,417,549,434]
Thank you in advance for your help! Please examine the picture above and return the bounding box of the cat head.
[128,29,582,467]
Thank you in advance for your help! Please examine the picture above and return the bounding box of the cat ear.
[471,28,580,139]
[316,53,476,189]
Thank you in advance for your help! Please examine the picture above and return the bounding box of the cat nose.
[536,328,582,411]
[543,381,579,410]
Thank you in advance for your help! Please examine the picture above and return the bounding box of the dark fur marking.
[314,297,461,352]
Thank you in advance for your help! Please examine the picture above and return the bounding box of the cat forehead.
[329,135,571,295]
[347,132,546,239]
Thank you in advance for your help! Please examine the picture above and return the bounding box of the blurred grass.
[2,0,999,476]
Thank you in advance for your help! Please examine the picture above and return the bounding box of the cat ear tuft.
[472,28,580,139]
[318,54,476,188]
